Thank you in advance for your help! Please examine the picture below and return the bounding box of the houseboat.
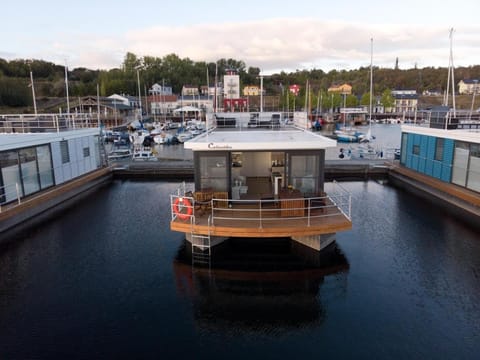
[390,106,480,229]
[0,113,108,236]
[398,106,480,195]
[169,112,353,256]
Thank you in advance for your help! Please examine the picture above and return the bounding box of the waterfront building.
[391,89,419,114]
[458,79,479,95]
[181,85,200,97]
[243,85,261,96]
[327,83,352,95]
[149,83,173,96]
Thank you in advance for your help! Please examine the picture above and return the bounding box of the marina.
[0,179,479,358]
[0,111,479,359]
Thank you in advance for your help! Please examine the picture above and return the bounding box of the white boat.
[154,132,176,145]
[177,132,193,143]
[108,148,132,160]
[335,129,361,142]
[132,147,158,161]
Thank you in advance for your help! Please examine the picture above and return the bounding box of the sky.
[2,0,480,74]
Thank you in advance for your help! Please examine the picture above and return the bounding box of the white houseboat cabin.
[170,112,353,256]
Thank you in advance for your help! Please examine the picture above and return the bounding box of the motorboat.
[108,148,132,160]
[132,146,158,161]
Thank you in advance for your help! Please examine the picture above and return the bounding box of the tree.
[360,92,372,106]
[381,89,395,110]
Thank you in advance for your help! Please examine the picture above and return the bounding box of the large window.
[37,145,54,189]
[197,153,228,191]
[289,154,320,195]
[19,148,40,196]
[452,142,469,187]
[0,151,22,203]
[1,145,54,204]
[467,144,480,192]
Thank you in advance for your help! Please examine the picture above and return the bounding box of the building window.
[83,147,90,158]
[413,145,420,155]
[60,140,70,164]
[435,138,444,161]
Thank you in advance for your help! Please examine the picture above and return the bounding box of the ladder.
[190,216,211,267]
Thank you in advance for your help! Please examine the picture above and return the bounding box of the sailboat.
[360,38,375,143]
[334,92,364,142]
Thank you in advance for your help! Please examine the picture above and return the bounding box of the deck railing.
[170,182,351,228]
[0,113,99,133]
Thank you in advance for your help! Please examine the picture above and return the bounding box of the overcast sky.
[2,0,479,74]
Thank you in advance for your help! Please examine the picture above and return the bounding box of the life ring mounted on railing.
[173,197,193,220]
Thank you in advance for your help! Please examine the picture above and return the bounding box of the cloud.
[4,18,480,72]
[123,19,480,72]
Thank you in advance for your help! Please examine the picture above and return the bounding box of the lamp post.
[259,74,264,112]
[65,60,70,114]
[27,61,37,116]
[136,68,142,119]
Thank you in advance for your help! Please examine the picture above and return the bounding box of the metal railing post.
[307,198,311,226]
[259,200,262,228]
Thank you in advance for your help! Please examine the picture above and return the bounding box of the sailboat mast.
[369,38,373,129]
[449,28,456,116]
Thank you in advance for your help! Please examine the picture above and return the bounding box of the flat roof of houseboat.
[184,128,337,151]
[0,128,100,151]
[401,125,480,144]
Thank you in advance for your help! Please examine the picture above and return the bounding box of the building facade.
[392,90,418,114]
[458,79,479,95]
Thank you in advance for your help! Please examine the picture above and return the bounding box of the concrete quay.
[111,158,391,180]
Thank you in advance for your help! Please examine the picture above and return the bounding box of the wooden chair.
[213,191,228,209]
[193,191,213,214]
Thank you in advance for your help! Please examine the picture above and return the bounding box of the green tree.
[381,89,395,110]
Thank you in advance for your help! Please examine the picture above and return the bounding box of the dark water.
[0,179,479,359]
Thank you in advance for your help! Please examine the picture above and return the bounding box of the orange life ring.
[173,197,193,220]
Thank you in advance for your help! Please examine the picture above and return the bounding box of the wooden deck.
[170,195,352,238]
[390,164,480,207]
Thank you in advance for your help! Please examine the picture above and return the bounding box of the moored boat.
[108,148,132,160]
[169,111,353,260]
[132,146,158,161]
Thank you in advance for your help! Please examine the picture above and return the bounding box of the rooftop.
[184,127,337,152]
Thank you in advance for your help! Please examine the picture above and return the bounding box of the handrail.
[170,190,352,227]
[0,113,100,134]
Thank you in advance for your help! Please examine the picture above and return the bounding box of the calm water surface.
[1,169,479,358]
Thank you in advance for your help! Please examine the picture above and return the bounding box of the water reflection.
[174,238,349,333]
